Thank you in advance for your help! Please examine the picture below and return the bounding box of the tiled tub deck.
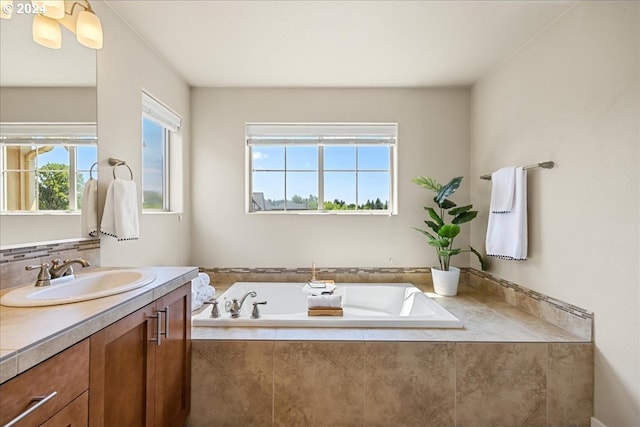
[189,269,593,427]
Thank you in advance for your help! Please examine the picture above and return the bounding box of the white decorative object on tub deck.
[192,282,463,328]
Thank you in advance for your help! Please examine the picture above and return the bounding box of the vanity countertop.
[0,266,198,384]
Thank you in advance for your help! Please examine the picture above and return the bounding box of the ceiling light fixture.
[4,0,103,49]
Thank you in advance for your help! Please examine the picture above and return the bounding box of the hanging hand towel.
[100,178,139,241]
[486,166,527,260]
[80,178,98,237]
[490,166,516,213]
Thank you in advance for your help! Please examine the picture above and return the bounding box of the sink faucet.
[225,290,257,318]
[49,258,91,279]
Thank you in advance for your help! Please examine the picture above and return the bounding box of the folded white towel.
[302,283,337,295]
[80,178,98,237]
[486,166,528,260]
[197,272,211,287]
[191,288,202,311]
[191,273,216,312]
[100,178,139,241]
[490,167,516,213]
[308,295,342,309]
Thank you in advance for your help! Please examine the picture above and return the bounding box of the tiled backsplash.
[201,266,593,340]
[0,238,100,291]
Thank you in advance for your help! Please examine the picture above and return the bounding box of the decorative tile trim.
[468,269,593,340]
[201,266,432,275]
[0,238,100,264]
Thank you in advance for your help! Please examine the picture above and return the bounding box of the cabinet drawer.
[40,391,88,427]
[0,340,89,427]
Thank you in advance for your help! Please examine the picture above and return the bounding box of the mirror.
[0,4,97,247]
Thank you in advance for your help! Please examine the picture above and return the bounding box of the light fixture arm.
[65,1,93,17]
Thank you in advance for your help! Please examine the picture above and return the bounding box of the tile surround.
[548,343,594,427]
[190,341,274,427]
[456,343,548,427]
[201,267,593,340]
[192,266,595,426]
[189,340,594,427]
[273,341,364,427]
[364,342,455,427]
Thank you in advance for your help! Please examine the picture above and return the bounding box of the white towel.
[308,295,342,309]
[490,167,516,213]
[80,178,98,237]
[486,166,528,260]
[302,282,337,295]
[100,178,139,241]
[191,273,215,311]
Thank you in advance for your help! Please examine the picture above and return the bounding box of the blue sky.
[142,117,164,193]
[252,145,390,205]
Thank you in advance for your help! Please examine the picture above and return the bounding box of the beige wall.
[470,2,640,425]
[93,2,191,266]
[190,88,471,268]
[0,87,96,123]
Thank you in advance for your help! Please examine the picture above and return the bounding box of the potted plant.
[412,176,486,296]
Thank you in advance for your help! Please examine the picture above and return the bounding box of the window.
[0,123,97,212]
[141,91,181,211]
[247,123,397,213]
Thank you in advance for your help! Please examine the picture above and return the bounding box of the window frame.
[141,90,182,213]
[245,123,398,215]
[0,123,97,213]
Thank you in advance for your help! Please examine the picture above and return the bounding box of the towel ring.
[112,162,133,180]
[89,162,98,180]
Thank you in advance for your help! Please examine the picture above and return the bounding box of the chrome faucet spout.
[227,290,257,318]
[49,258,91,279]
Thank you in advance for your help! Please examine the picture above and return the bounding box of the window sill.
[0,211,81,216]
[142,211,183,216]
[247,210,396,216]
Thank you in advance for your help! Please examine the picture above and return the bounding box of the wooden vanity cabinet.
[0,340,89,427]
[88,282,191,427]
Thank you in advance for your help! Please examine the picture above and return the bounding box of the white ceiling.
[106,0,574,88]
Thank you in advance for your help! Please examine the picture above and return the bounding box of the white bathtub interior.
[193,282,463,328]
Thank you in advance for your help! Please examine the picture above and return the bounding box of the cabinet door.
[154,283,191,427]
[89,302,157,427]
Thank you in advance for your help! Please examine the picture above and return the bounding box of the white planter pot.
[431,266,461,296]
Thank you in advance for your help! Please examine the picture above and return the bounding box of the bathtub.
[192,282,463,328]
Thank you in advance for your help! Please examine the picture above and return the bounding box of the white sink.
[0,269,157,307]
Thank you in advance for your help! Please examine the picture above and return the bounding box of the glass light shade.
[32,14,62,49]
[0,0,13,19]
[33,1,65,20]
[76,10,103,49]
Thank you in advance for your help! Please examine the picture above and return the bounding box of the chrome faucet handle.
[202,299,221,318]
[251,301,267,319]
[25,263,52,287]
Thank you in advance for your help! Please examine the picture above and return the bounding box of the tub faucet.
[49,258,91,279]
[225,290,257,318]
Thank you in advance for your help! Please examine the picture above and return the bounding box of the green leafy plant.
[412,176,486,271]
